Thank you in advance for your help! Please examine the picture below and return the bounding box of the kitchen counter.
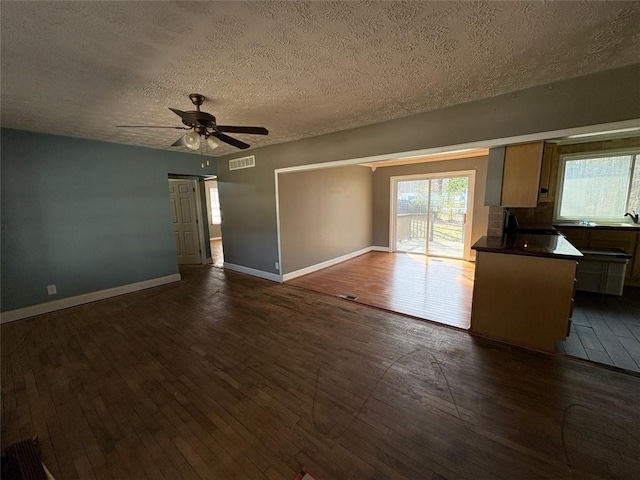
[470,232,580,352]
[471,233,583,260]
[554,223,640,288]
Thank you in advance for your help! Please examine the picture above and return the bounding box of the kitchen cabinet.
[470,234,581,352]
[484,141,545,207]
[559,228,590,249]
[537,143,557,203]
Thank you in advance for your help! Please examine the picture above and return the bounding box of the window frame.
[554,147,639,223]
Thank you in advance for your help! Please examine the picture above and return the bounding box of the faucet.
[625,211,639,223]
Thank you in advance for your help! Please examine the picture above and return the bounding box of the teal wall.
[1,129,217,311]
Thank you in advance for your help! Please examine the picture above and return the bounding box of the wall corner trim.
[223,263,282,283]
[371,246,390,252]
[0,274,182,324]
[283,246,375,282]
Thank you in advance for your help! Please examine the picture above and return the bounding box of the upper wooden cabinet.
[537,143,557,203]
[484,141,545,207]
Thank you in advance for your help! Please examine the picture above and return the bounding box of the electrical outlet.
[275,262,280,270]
[46,285,57,295]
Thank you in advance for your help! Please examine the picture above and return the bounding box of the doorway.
[390,171,475,260]
[205,178,224,268]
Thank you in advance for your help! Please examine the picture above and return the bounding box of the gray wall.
[217,64,640,276]
[279,166,372,274]
[1,129,217,311]
[371,156,489,250]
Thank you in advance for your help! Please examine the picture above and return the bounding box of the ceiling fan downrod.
[189,93,205,112]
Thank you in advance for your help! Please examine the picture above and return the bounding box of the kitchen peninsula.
[470,233,582,352]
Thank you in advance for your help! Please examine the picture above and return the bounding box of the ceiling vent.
[229,155,255,171]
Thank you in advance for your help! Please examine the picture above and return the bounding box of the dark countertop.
[472,233,583,260]
[554,222,640,231]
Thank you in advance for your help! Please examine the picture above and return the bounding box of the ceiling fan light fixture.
[184,131,200,150]
[206,137,220,150]
[119,95,268,150]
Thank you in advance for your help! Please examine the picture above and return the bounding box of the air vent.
[337,293,358,301]
[229,155,255,171]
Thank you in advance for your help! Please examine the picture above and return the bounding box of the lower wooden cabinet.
[559,229,590,250]
[470,251,577,352]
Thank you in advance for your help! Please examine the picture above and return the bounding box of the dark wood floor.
[2,266,640,479]
[557,287,640,373]
[288,252,474,329]
[289,252,640,373]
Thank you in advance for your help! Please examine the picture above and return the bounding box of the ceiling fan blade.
[217,126,269,135]
[213,132,250,150]
[116,125,187,129]
[169,108,197,125]
[171,135,187,147]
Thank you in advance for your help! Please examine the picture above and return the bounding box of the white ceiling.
[1,1,639,156]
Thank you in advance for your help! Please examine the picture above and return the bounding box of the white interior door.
[169,179,202,265]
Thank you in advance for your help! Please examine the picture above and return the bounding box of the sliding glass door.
[394,179,429,254]
[392,172,473,259]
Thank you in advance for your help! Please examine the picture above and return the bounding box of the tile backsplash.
[510,202,554,227]
[487,206,505,237]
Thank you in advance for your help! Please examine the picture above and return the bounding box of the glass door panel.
[395,179,429,254]
[427,176,469,258]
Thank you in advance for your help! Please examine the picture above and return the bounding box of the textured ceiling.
[1,1,639,156]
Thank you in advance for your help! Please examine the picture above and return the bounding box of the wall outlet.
[46,285,57,295]
[275,262,279,270]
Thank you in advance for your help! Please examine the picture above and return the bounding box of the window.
[556,149,640,222]
[209,186,222,224]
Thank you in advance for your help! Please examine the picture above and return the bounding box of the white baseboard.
[223,262,282,283]
[371,246,390,252]
[282,246,373,282]
[0,274,182,324]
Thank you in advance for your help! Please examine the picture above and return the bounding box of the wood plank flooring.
[209,238,224,268]
[287,252,474,329]
[288,252,640,373]
[2,266,640,479]
[557,287,640,373]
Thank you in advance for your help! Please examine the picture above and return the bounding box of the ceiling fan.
[117,93,268,150]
